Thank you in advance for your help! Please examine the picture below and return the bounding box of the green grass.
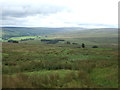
[2,42,118,88]
[8,36,36,40]
[24,70,77,78]
[2,27,118,88]
[90,67,118,87]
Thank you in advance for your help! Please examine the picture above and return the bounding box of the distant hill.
[1,27,118,46]
[1,27,84,39]
[50,28,118,38]
[48,28,118,46]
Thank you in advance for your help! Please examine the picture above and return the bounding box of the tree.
[92,45,98,48]
[8,40,19,43]
[82,43,85,48]
[66,41,71,44]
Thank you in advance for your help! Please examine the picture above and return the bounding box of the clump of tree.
[8,40,19,43]
[66,41,71,44]
[92,45,98,48]
[41,39,65,44]
[20,38,35,41]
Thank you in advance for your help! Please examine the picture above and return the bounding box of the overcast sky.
[0,0,119,28]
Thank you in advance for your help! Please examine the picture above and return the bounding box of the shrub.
[8,40,19,43]
[92,45,98,48]
[66,41,71,44]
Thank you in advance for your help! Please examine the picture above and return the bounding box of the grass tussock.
[2,43,118,88]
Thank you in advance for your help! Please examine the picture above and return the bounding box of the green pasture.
[8,36,37,40]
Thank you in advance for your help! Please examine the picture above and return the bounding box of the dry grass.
[2,43,118,88]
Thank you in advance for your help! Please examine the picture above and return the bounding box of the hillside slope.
[48,28,118,47]
[1,27,84,39]
[50,28,118,38]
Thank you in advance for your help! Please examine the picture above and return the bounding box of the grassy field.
[2,28,118,88]
[2,41,118,88]
[8,36,36,40]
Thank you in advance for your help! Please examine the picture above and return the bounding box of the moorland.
[1,27,118,88]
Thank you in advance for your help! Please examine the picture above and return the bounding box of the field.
[2,42,118,88]
[2,27,118,88]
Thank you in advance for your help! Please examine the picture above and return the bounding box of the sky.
[0,0,119,28]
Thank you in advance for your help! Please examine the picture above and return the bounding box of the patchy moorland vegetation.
[2,27,118,88]
[2,42,118,88]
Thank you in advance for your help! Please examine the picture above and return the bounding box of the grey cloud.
[0,0,71,26]
[1,3,68,20]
